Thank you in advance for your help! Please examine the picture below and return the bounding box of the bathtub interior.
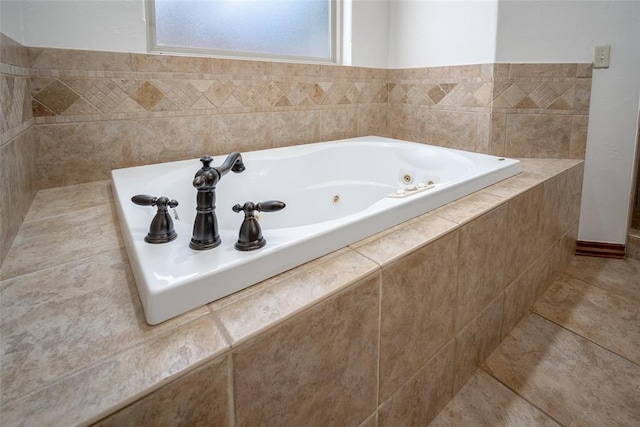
[141,139,475,229]
[112,136,521,324]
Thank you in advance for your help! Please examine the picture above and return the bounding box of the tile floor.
[430,255,640,426]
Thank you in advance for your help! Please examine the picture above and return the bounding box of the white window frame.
[146,0,341,64]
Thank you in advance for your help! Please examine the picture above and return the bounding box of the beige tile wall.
[0,33,37,267]
[387,64,494,153]
[26,45,592,191]
[388,63,592,158]
[93,355,232,427]
[1,35,592,268]
[28,47,389,189]
[494,63,592,158]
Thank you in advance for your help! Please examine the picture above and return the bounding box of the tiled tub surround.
[0,36,592,263]
[0,34,38,266]
[0,158,583,426]
[26,44,592,190]
[1,37,592,423]
[29,47,389,189]
[387,63,591,159]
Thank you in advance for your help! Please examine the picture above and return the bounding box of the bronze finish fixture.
[232,200,286,251]
[131,194,179,244]
[190,153,245,250]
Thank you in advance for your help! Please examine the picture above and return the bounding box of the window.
[147,0,337,63]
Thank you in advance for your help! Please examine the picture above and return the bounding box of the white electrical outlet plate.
[594,45,610,69]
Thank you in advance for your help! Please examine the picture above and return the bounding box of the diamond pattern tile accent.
[110,97,147,113]
[494,82,577,110]
[23,58,589,125]
[426,85,445,104]
[439,84,473,107]
[548,90,574,110]
[63,78,130,113]
[470,84,492,107]
[1,76,26,130]
[529,83,562,109]
[284,82,315,106]
[388,84,407,105]
[151,80,201,110]
[190,95,216,110]
[63,98,101,115]
[514,97,538,109]
[322,82,358,105]
[112,79,149,97]
[440,84,457,94]
[33,80,79,114]
[497,85,527,108]
[31,100,55,117]
[1,77,11,132]
[152,97,180,112]
[406,84,431,106]
[356,82,387,104]
[492,82,512,100]
[311,82,331,105]
[131,81,164,111]
[204,80,234,107]
[232,80,272,108]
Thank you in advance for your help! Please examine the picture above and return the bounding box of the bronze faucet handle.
[232,200,286,214]
[131,195,179,244]
[256,200,286,212]
[232,200,286,251]
[132,194,179,209]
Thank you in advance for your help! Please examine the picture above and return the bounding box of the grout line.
[21,202,112,224]
[214,267,381,351]
[530,307,640,369]
[562,265,640,304]
[0,244,124,284]
[0,312,214,408]
[479,364,567,427]
[226,354,237,427]
[482,303,640,426]
[375,271,382,412]
[377,337,456,416]
[209,310,234,349]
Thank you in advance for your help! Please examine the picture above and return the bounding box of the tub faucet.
[190,152,245,250]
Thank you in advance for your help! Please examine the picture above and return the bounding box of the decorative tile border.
[1,34,36,267]
[0,117,34,147]
[1,70,33,144]
[29,73,389,122]
[4,40,594,190]
[1,34,593,269]
[29,52,591,125]
[27,47,389,125]
[386,62,592,158]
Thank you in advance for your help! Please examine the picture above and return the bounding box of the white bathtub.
[112,136,520,324]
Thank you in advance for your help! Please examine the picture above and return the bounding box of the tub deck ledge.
[0,157,584,426]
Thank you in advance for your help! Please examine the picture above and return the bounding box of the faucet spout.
[189,153,245,250]
[216,152,245,177]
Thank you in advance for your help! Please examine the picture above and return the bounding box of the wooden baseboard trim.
[576,240,626,259]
